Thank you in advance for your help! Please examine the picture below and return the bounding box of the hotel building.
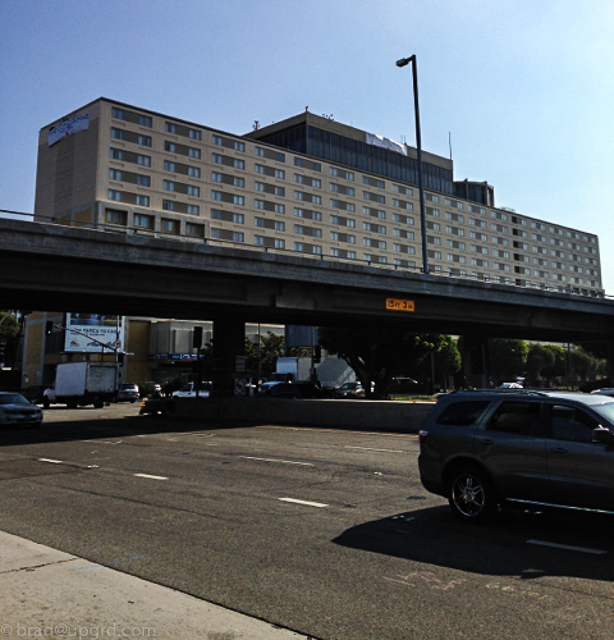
[34,98,603,297]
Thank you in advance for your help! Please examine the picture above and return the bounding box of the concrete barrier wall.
[172,397,435,434]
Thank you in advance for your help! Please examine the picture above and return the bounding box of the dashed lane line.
[527,539,607,555]
[278,497,329,508]
[239,456,315,467]
[133,473,169,481]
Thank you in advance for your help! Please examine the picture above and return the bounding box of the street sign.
[386,298,415,312]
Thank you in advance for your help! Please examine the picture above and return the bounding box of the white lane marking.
[279,497,329,508]
[134,473,169,481]
[345,446,405,453]
[239,456,314,467]
[38,458,64,464]
[526,539,607,555]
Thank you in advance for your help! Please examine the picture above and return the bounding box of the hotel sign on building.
[48,113,90,146]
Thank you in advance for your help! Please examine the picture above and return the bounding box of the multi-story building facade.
[34,98,603,297]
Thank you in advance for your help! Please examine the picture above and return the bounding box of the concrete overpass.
[1,218,613,391]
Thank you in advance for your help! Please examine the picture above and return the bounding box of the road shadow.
[333,503,614,583]
[0,410,258,447]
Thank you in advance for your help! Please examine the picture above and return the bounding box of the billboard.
[64,314,124,353]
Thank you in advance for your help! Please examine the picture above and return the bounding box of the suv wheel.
[447,467,495,522]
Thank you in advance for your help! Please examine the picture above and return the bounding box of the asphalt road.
[1,403,614,639]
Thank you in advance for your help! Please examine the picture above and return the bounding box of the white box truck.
[43,362,119,408]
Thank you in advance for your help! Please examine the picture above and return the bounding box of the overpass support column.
[608,339,614,384]
[211,317,245,398]
[461,334,490,389]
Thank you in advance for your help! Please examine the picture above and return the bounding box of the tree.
[541,344,567,386]
[487,338,528,385]
[0,312,21,368]
[525,344,555,387]
[318,326,444,396]
[244,331,285,380]
[433,336,462,391]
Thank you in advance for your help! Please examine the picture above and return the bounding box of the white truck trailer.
[43,362,119,408]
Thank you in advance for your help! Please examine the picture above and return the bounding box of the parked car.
[418,390,614,522]
[591,388,614,397]
[115,383,140,403]
[139,396,175,416]
[259,382,322,399]
[0,392,43,428]
[172,381,211,398]
[22,384,52,404]
[334,382,365,399]
[257,380,283,395]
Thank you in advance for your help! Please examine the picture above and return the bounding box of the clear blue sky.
[2,1,613,291]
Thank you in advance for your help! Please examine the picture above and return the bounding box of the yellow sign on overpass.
[386,298,415,312]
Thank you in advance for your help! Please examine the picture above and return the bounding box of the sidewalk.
[0,530,312,640]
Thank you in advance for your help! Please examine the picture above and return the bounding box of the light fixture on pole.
[396,55,429,274]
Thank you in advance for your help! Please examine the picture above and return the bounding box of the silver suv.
[418,390,614,522]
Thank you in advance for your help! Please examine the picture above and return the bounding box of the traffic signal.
[314,344,322,363]
[45,321,54,335]
[193,326,203,349]
[118,353,125,367]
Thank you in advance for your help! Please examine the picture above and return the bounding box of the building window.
[164,160,176,172]
[164,180,176,192]
[188,166,201,178]
[234,195,245,206]
[108,190,122,201]
[233,213,244,224]
[134,214,152,228]
[135,195,149,207]
[189,147,201,159]
[186,222,203,236]
[165,122,177,134]
[233,232,244,243]
[162,200,175,211]
[109,169,122,181]
[161,219,178,233]
[165,142,177,153]
[105,209,126,225]
[112,107,125,120]
[137,155,151,166]
[187,205,199,215]
[189,129,201,141]
[138,134,152,147]
[110,148,124,161]
[136,175,150,187]
[187,185,200,197]
[111,128,125,140]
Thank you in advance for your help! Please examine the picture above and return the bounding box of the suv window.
[436,400,490,426]
[488,401,540,435]
[550,405,599,443]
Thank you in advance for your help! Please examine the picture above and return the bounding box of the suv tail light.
[418,430,428,445]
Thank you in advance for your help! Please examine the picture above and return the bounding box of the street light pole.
[396,55,429,274]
